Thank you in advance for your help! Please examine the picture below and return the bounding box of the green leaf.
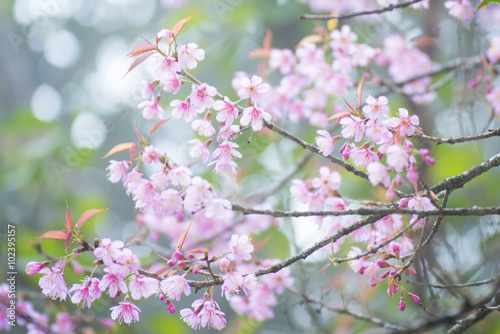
[478,0,500,11]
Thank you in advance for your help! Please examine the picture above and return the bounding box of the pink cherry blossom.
[107,160,130,183]
[190,83,217,111]
[386,144,410,172]
[116,248,140,273]
[486,87,500,114]
[237,75,269,101]
[349,146,379,168]
[180,307,202,329]
[178,43,205,69]
[444,0,475,21]
[154,188,183,216]
[142,145,160,164]
[205,197,232,218]
[192,118,216,137]
[156,28,173,40]
[229,234,254,262]
[312,166,341,195]
[367,162,391,187]
[213,97,239,125]
[161,74,182,95]
[137,80,156,99]
[170,99,198,123]
[99,264,129,297]
[26,261,45,275]
[315,130,340,157]
[487,36,500,64]
[340,115,365,142]
[70,277,101,308]
[156,56,182,78]
[386,108,419,137]
[93,238,124,266]
[269,48,295,74]
[330,25,357,51]
[221,271,244,300]
[138,99,165,120]
[129,274,159,300]
[363,95,389,118]
[38,266,68,301]
[199,299,227,330]
[160,275,191,301]
[212,141,242,163]
[168,165,192,187]
[240,105,272,132]
[188,139,210,164]
[110,297,141,324]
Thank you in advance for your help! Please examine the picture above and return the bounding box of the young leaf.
[327,11,339,31]
[357,76,364,107]
[65,230,73,253]
[478,0,500,10]
[148,119,170,139]
[65,201,73,231]
[316,262,333,277]
[169,14,195,45]
[263,29,273,50]
[102,142,136,159]
[327,111,352,121]
[130,142,139,163]
[134,123,145,143]
[36,230,68,240]
[296,34,323,48]
[126,43,156,58]
[176,223,192,251]
[76,209,107,229]
[123,51,155,77]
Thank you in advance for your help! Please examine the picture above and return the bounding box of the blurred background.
[1,0,500,333]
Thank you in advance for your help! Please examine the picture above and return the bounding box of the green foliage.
[477,0,500,11]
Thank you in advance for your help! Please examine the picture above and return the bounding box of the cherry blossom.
[213,97,239,125]
[229,234,254,262]
[240,105,272,131]
[178,43,205,69]
[107,160,130,183]
[444,0,475,21]
[160,275,191,301]
[110,297,141,324]
[99,264,129,297]
[237,75,269,101]
[138,99,165,120]
[170,98,198,123]
[363,95,389,118]
[38,266,68,301]
[70,277,102,308]
[190,83,217,111]
[269,48,295,74]
[340,115,365,142]
[94,239,124,266]
[188,139,210,164]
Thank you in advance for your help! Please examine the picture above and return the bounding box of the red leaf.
[77,209,107,229]
[123,51,155,77]
[169,14,195,45]
[65,201,72,231]
[127,43,156,58]
[129,143,139,163]
[327,111,352,121]
[36,230,68,240]
[249,48,271,59]
[148,119,170,139]
[186,249,205,254]
[176,223,192,252]
[296,34,323,48]
[154,266,170,276]
[340,95,355,112]
[134,123,145,143]
[102,142,136,159]
[65,230,73,253]
[263,29,273,50]
[315,262,333,277]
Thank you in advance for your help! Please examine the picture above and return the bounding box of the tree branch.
[413,128,500,145]
[299,0,424,21]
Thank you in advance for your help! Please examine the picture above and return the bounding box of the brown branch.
[407,277,498,289]
[232,203,500,218]
[413,128,500,145]
[299,0,423,21]
[430,152,500,195]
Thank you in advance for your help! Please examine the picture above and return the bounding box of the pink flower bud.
[395,173,403,185]
[390,269,397,276]
[381,270,391,279]
[386,186,397,202]
[407,292,420,303]
[174,251,184,260]
[166,299,176,313]
[405,267,417,276]
[193,264,199,274]
[376,259,390,268]
[159,293,166,301]
[388,284,398,296]
[167,259,176,267]
[398,294,406,311]
[26,261,44,275]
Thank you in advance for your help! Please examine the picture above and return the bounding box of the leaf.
[186,249,205,254]
[176,223,192,252]
[134,123,145,143]
[340,95,355,112]
[148,119,170,139]
[296,34,323,48]
[327,11,339,31]
[123,51,155,77]
[316,262,333,277]
[102,142,136,159]
[129,142,139,163]
[357,76,364,107]
[478,0,500,10]
[76,209,107,229]
[36,230,68,240]
[65,201,72,231]
[169,14,195,45]
[327,111,352,122]
[65,230,73,253]
[126,43,156,58]
[249,48,271,59]
[263,29,273,50]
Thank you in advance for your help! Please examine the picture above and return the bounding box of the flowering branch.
[299,0,424,21]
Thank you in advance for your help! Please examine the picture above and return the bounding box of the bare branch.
[299,0,423,21]
[407,277,498,289]
[413,128,500,145]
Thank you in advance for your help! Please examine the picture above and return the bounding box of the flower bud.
[174,251,184,260]
[376,259,390,268]
[26,261,45,275]
[219,258,231,272]
[166,299,176,313]
[407,292,420,303]
[167,259,176,267]
[398,294,406,311]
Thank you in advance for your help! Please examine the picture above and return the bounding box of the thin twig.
[299,0,423,21]
[407,277,498,289]
[413,128,500,145]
